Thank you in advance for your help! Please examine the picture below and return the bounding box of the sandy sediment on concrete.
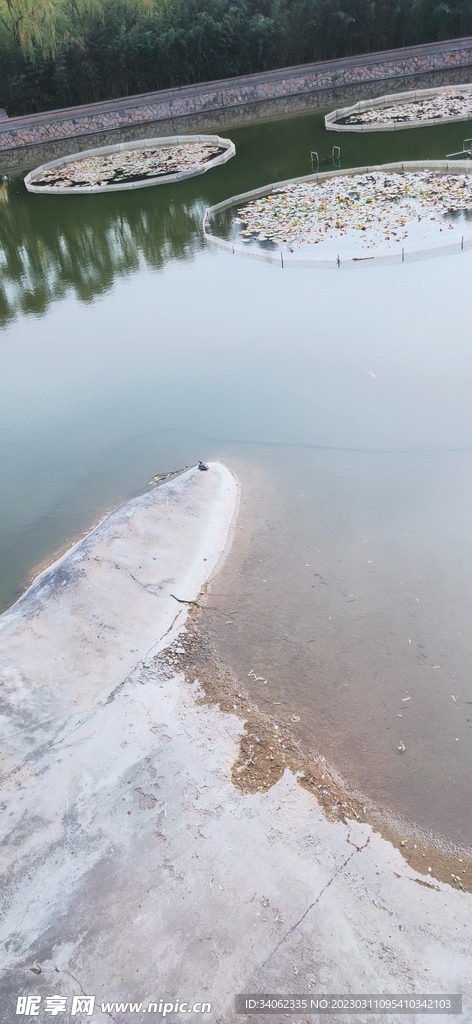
[1,462,471,1024]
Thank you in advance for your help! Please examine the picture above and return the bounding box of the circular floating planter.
[203,161,472,269]
[24,134,236,194]
[325,84,472,132]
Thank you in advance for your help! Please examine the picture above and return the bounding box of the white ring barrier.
[24,134,235,194]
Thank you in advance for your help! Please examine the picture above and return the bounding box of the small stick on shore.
[171,594,201,608]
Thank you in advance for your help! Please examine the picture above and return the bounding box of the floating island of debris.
[25,136,234,193]
[327,87,472,130]
[230,171,472,253]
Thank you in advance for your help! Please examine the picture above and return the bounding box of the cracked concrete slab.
[1,462,471,1024]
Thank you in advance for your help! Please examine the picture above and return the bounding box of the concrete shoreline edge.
[1,36,472,155]
[1,461,471,1021]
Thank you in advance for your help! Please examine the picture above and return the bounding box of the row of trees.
[1,0,472,115]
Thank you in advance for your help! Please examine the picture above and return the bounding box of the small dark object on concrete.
[198,461,209,471]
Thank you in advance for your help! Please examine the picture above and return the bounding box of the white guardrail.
[24,134,235,194]
[203,160,472,270]
[325,82,472,132]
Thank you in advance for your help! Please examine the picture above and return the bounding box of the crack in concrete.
[2,615,185,779]
[0,715,77,784]
[9,853,71,939]
[59,968,119,1024]
[149,608,184,650]
[57,968,86,993]
[127,571,149,590]
[260,835,370,968]
[106,608,186,701]
[104,676,134,706]
[0,964,59,974]
[1,714,63,741]
[2,582,194,788]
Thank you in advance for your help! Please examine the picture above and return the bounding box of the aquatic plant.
[234,170,472,251]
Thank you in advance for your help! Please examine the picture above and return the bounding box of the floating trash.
[326,84,472,132]
[228,170,472,253]
[25,135,235,194]
[397,741,406,753]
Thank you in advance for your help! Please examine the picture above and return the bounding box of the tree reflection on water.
[0,177,204,325]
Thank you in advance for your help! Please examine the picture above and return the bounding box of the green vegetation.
[0,0,472,115]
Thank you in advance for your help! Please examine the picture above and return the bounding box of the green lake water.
[2,107,472,846]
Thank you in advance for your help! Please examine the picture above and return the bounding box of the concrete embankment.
[0,463,471,1023]
[1,36,472,170]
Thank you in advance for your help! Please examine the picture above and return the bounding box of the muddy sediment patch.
[158,612,472,894]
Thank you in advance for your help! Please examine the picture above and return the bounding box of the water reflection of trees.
[0,178,204,326]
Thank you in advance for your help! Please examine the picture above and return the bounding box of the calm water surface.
[1,110,472,845]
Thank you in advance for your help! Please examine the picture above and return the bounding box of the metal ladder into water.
[446,139,472,159]
[310,146,341,171]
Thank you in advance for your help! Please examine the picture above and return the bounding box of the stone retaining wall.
[1,36,472,162]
